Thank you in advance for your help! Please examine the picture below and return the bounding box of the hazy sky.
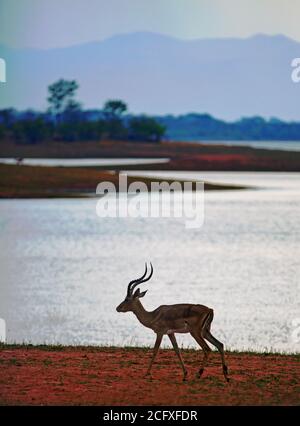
[0,0,299,48]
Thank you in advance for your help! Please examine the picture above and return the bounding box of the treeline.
[1,79,300,144]
[157,114,300,141]
[0,79,165,144]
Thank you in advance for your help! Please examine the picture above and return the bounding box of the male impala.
[116,263,229,381]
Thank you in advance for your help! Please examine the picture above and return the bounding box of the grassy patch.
[0,163,248,198]
[0,343,299,358]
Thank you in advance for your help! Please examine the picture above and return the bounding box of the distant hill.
[1,32,300,121]
[155,113,300,141]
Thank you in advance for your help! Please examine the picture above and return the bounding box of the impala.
[116,263,229,381]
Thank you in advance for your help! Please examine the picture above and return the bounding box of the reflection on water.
[0,172,299,352]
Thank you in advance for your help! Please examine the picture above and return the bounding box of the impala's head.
[116,263,153,313]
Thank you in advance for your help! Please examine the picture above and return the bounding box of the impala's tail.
[203,308,214,333]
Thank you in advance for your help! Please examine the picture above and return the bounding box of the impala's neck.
[131,299,154,329]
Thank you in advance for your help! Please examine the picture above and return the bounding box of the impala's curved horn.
[127,263,148,296]
[137,262,153,285]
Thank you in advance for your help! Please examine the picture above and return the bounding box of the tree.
[47,79,79,123]
[12,118,52,144]
[61,99,82,123]
[102,99,128,139]
[0,124,5,140]
[103,99,127,120]
[129,116,165,142]
[0,108,15,127]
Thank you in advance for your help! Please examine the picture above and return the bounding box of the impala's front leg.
[168,333,188,381]
[145,333,163,378]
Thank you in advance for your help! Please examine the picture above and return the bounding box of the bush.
[129,116,165,142]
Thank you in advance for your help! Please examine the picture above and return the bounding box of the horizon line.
[0,31,298,51]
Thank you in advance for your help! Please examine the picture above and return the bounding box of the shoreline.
[0,164,248,199]
[1,139,300,172]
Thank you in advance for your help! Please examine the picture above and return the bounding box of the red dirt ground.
[0,346,299,406]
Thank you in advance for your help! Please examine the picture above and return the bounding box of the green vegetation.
[2,78,300,147]
[129,116,165,142]
[156,113,300,141]
[0,342,299,358]
[47,79,81,123]
[0,79,166,144]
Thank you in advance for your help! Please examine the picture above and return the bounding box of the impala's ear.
[133,288,148,298]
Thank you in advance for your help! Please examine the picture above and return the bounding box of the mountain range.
[1,32,300,121]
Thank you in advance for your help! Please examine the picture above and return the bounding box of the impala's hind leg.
[191,332,211,378]
[201,310,229,382]
[203,330,229,382]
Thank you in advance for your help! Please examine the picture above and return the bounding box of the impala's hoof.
[197,368,204,379]
[182,370,188,381]
[223,365,229,382]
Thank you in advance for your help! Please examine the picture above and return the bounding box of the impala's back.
[150,303,213,335]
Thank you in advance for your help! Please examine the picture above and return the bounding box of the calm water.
[0,172,299,352]
[181,140,300,152]
[0,157,170,167]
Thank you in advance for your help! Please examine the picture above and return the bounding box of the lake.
[180,140,300,152]
[0,172,299,352]
[0,157,170,167]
